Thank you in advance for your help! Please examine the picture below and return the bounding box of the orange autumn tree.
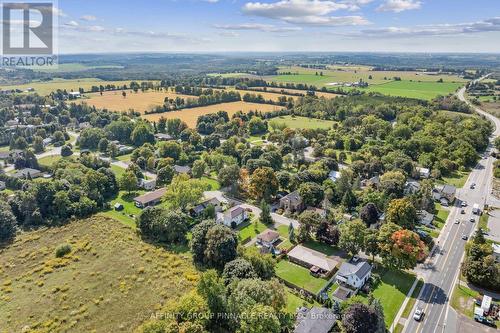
[390,229,428,269]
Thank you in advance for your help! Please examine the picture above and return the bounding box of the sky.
[49,0,500,53]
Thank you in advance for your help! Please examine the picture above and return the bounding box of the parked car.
[470,183,476,189]
[413,308,424,321]
[461,201,467,207]
[462,234,468,240]
[470,217,475,222]
[474,315,496,327]
[461,209,466,214]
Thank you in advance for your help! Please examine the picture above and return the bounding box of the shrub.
[55,244,72,258]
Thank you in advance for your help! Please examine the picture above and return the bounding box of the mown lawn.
[110,164,126,179]
[302,240,337,256]
[275,260,328,294]
[285,288,319,314]
[101,190,145,228]
[450,284,479,318]
[199,176,221,190]
[38,155,64,167]
[360,268,416,327]
[236,220,268,243]
[438,170,470,188]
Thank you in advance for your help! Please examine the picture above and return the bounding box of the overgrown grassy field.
[143,101,284,127]
[0,78,157,96]
[79,90,197,113]
[270,115,337,129]
[0,216,198,333]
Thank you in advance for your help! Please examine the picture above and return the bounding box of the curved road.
[404,77,499,333]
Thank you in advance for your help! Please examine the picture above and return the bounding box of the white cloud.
[65,20,79,27]
[243,0,349,18]
[242,0,370,26]
[214,23,302,32]
[358,17,500,37]
[80,15,97,21]
[377,0,421,13]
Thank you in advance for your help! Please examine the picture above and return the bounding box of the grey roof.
[294,307,336,333]
[337,259,372,280]
[174,165,191,174]
[281,191,302,205]
[442,184,456,195]
[288,245,338,272]
[226,205,245,218]
[12,168,41,178]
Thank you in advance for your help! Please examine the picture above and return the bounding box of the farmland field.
[252,87,339,99]
[272,65,467,85]
[269,115,337,130]
[142,101,284,127]
[78,90,197,113]
[0,78,157,96]
[354,81,463,100]
[0,216,197,333]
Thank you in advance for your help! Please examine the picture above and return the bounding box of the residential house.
[417,167,431,179]
[417,210,434,227]
[493,244,500,262]
[280,191,304,213]
[12,168,42,179]
[0,181,5,191]
[139,178,156,191]
[294,307,336,333]
[335,257,372,290]
[287,245,339,277]
[191,197,224,217]
[155,133,174,141]
[217,205,248,227]
[174,165,191,175]
[328,170,340,182]
[6,119,19,127]
[306,206,327,219]
[361,175,380,189]
[68,91,81,99]
[134,187,167,208]
[404,180,420,195]
[42,137,52,147]
[256,229,280,248]
[433,184,456,205]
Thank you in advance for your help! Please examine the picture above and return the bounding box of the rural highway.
[404,78,499,333]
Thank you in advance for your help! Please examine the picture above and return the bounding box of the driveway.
[485,209,500,243]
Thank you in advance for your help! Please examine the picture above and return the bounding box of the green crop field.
[353,81,464,100]
[0,78,158,96]
[269,115,337,130]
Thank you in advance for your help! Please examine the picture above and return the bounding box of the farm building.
[287,245,338,277]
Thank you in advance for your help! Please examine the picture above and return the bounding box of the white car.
[454,219,460,224]
[413,308,424,321]
[461,201,467,207]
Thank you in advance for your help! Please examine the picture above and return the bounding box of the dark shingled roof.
[294,307,336,333]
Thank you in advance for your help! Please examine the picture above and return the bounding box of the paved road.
[3,131,79,173]
[404,80,499,333]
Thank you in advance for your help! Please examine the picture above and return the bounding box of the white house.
[68,91,81,99]
[336,258,372,290]
[328,170,341,182]
[217,205,248,227]
[139,178,156,191]
[493,244,500,262]
[417,167,430,179]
